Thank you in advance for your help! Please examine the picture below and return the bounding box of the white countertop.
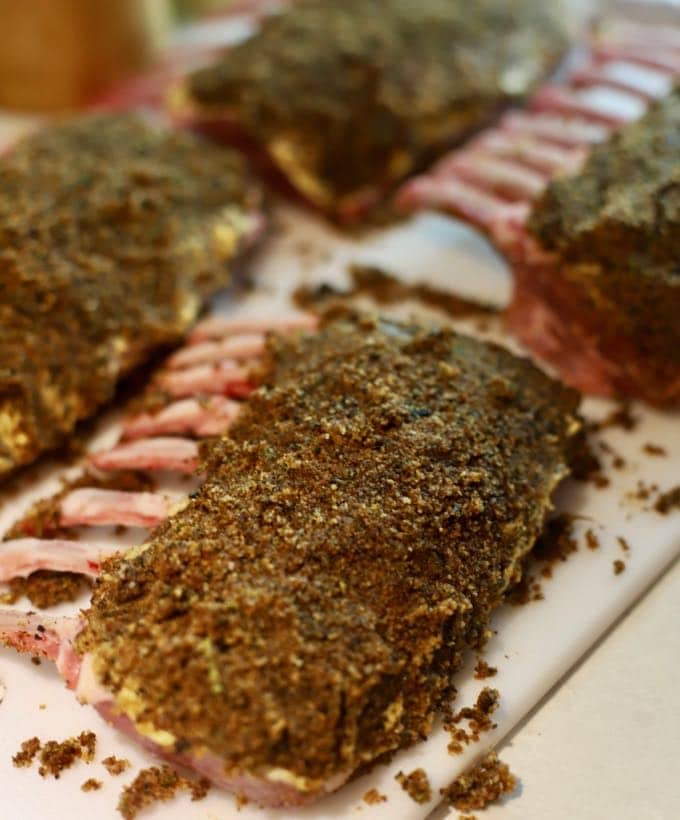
[435,556,680,820]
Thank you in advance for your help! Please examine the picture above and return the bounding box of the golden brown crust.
[80,314,581,790]
[0,113,260,479]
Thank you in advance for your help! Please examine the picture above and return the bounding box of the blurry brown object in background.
[0,0,172,111]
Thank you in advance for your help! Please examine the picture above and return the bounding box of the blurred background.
[0,0,247,112]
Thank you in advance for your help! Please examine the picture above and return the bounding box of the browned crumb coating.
[442,751,517,811]
[295,264,498,319]
[41,731,96,778]
[189,0,566,215]
[396,767,432,804]
[363,787,387,804]
[12,737,41,767]
[473,659,497,680]
[585,529,599,550]
[13,731,97,779]
[103,755,131,776]
[79,313,582,792]
[655,486,680,515]
[0,113,258,479]
[613,560,626,576]
[82,778,103,792]
[117,765,210,820]
[6,572,91,609]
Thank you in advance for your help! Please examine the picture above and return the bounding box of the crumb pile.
[12,731,96,778]
[442,751,517,811]
[395,767,432,804]
[445,688,500,755]
[117,765,210,820]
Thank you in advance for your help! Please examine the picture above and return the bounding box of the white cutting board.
[0,207,678,820]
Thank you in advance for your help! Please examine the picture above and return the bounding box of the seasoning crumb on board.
[12,731,96,778]
[655,486,680,515]
[473,659,498,680]
[445,688,500,754]
[81,778,102,792]
[39,731,96,778]
[293,264,498,320]
[102,755,131,776]
[12,737,41,767]
[617,536,631,553]
[586,402,638,433]
[642,443,666,456]
[395,767,432,804]
[363,788,388,804]
[585,529,600,550]
[117,765,210,820]
[442,751,517,811]
[613,560,626,575]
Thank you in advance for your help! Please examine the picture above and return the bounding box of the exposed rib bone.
[189,313,317,343]
[0,610,82,687]
[469,131,586,175]
[60,489,171,528]
[592,44,680,75]
[158,361,252,398]
[597,19,680,52]
[122,397,241,440]
[167,333,266,369]
[436,153,548,200]
[500,111,610,147]
[530,85,644,126]
[0,539,119,580]
[397,176,529,241]
[570,61,673,101]
[90,437,199,474]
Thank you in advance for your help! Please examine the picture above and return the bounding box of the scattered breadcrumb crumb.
[587,402,638,433]
[585,529,599,550]
[508,514,578,606]
[442,751,517,811]
[654,486,680,515]
[363,788,388,804]
[30,656,41,666]
[473,659,497,680]
[102,755,130,776]
[642,443,666,456]
[38,731,96,778]
[445,688,500,754]
[117,765,210,819]
[12,737,41,767]
[395,768,432,804]
[81,778,102,792]
[613,560,626,575]
[617,536,630,553]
